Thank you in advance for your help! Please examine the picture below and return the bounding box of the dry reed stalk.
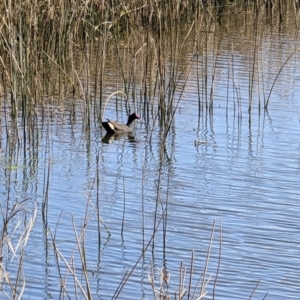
[49,209,93,300]
[148,222,220,300]
[82,158,111,238]
[101,90,129,122]
[112,208,167,299]
[0,199,37,299]
[265,47,300,109]
[139,171,145,248]
[212,222,222,300]
[248,11,259,114]
[121,177,126,240]
[209,29,223,112]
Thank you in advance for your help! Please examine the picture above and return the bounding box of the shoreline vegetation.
[0,1,298,298]
[0,1,298,131]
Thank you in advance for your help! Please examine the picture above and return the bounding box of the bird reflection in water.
[101,132,138,144]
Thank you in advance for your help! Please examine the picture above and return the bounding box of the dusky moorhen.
[102,113,140,134]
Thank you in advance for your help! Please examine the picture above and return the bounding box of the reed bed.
[0,0,298,138]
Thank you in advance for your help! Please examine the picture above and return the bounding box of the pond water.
[1,22,300,300]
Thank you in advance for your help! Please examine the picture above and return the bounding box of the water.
[1,28,300,300]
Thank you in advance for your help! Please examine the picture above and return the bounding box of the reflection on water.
[101,132,138,144]
[2,24,300,300]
